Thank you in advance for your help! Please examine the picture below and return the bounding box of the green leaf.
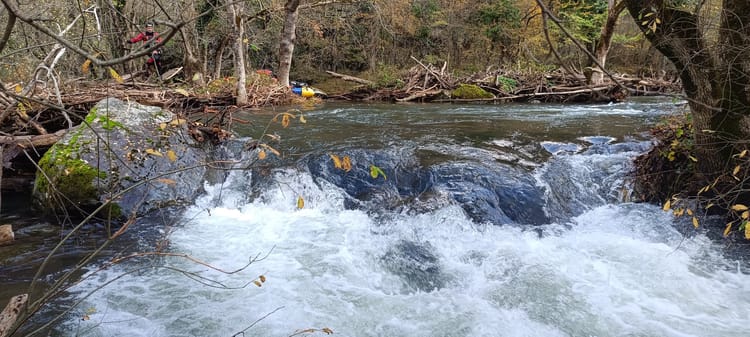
[370,165,386,180]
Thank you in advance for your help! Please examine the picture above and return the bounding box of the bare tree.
[277,0,301,87]
[591,0,626,84]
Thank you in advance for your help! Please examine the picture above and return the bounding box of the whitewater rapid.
[57,167,750,337]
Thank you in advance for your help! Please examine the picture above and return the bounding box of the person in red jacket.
[127,22,163,76]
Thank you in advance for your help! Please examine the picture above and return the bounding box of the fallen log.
[396,89,443,102]
[433,85,620,103]
[0,224,13,245]
[0,129,66,147]
[0,294,27,337]
[325,71,375,86]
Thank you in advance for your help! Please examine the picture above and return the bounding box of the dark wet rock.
[431,162,549,226]
[33,98,209,219]
[305,148,548,226]
[381,240,445,292]
[305,149,433,210]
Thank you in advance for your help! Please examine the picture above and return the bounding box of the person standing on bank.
[127,22,163,77]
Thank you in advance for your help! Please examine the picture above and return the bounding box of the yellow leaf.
[330,154,342,169]
[156,178,176,185]
[82,59,92,75]
[14,84,22,94]
[159,122,167,130]
[733,165,741,177]
[281,114,291,128]
[740,150,748,158]
[108,67,123,83]
[145,148,163,157]
[673,208,684,217]
[169,118,187,126]
[686,208,693,216]
[297,196,304,209]
[662,199,671,211]
[743,211,749,219]
[253,280,262,287]
[745,224,750,239]
[166,150,177,162]
[260,144,280,156]
[174,88,190,97]
[258,149,267,160]
[724,222,734,237]
[342,156,352,172]
[259,275,266,283]
[300,115,307,124]
[731,204,748,211]
[692,217,699,228]
[16,103,28,120]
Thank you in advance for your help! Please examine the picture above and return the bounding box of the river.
[5,98,750,336]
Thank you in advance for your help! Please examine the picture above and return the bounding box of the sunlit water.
[47,99,750,337]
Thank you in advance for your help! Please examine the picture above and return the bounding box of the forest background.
[0,0,675,95]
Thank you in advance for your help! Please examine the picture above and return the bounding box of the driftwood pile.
[329,60,681,103]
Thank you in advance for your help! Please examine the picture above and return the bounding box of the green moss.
[83,106,126,131]
[35,134,110,212]
[451,84,494,99]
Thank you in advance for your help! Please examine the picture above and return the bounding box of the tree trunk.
[175,2,206,87]
[277,0,301,87]
[624,0,728,179]
[591,1,625,85]
[228,1,247,105]
[213,36,230,80]
[718,0,750,138]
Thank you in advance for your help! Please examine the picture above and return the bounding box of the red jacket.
[129,31,162,47]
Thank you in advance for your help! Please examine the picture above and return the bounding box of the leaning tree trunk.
[591,1,625,85]
[718,0,750,139]
[228,1,247,105]
[277,0,301,88]
[624,0,739,180]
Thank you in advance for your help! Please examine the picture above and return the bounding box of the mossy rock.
[451,84,494,99]
[33,98,209,220]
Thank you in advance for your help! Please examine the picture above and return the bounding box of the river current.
[29,98,750,336]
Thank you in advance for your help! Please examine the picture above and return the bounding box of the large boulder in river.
[33,98,208,219]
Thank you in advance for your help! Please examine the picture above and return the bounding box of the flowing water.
[26,98,750,336]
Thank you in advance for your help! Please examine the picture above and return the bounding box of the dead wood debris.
[332,62,681,103]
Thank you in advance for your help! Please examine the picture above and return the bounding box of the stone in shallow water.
[381,240,445,293]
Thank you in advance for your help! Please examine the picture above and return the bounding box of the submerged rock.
[33,98,209,219]
[381,240,446,292]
